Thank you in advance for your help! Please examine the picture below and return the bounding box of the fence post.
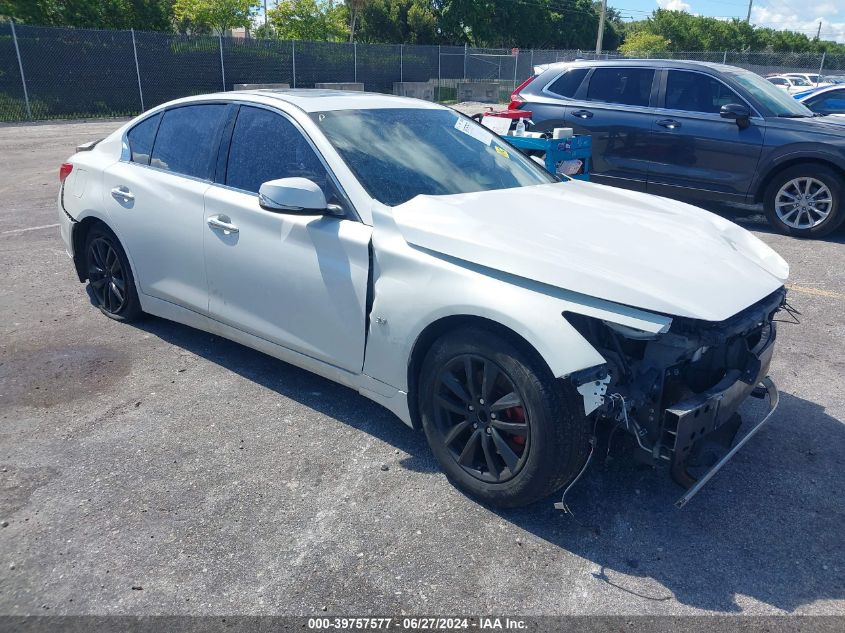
[529,49,534,74]
[463,43,467,79]
[131,29,145,112]
[818,52,826,81]
[399,44,403,83]
[218,34,226,91]
[354,41,357,83]
[512,50,519,91]
[292,40,296,88]
[723,50,728,64]
[9,21,31,120]
[437,45,441,102]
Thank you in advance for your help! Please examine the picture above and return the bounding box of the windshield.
[789,76,812,86]
[730,70,814,117]
[310,108,555,206]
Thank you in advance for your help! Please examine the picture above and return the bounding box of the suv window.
[546,68,589,98]
[126,113,160,165]
[150,104,228,179]
[586,68,654,107]
[226,106,331,196]
[665,71,742,114]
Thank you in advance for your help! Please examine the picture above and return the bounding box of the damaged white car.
[57,91,789,508]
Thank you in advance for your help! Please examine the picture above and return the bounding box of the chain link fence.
[2,22,844,122]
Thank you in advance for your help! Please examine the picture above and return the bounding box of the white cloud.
[752,6,845,44]
[657,0,692,11]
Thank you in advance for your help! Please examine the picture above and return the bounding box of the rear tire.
[764,164,844,238]
[84,225,142,322]
[417,327,589,508]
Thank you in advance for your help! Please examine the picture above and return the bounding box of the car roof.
[798,84,844,100]
[159,89,444,113]
[534,59,747,74]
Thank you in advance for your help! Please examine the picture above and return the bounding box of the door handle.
[571,109,593,119]
[207,215,239,235]
[656,119,681,130]
[110,186,135,202]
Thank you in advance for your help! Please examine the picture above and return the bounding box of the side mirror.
[720,103,751,129]
[258,177,337,215]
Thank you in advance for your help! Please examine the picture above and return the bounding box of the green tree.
[268,0,348,40]
[0,0,175,30]
[173,0,257,35]
[618,31,670,56]
[356,0,437,44]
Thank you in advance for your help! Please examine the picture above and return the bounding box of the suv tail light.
[508,75,536,110]
[59,162,73,183]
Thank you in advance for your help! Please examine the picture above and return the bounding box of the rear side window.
[665,71,742,114]
[126,113,160,165]
[150,104,228,179]
[546,68,589,98]
[587,68,654,107]
[226,106,330,195]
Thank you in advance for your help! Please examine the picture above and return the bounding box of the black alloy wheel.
[83,225,142,322]
[433,354,531,483]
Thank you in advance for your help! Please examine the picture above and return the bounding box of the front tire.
[84,225,142,322]
[418,327,589,508]
[764,164,844,238]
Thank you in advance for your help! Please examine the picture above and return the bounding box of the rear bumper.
[57,187,75,257]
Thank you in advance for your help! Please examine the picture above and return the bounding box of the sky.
[612,0,845,43]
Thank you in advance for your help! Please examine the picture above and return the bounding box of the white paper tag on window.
[454,118,493,145]
[481,115,511,136]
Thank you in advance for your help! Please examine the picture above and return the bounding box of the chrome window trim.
[120,99,361,222]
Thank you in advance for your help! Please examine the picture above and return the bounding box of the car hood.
[390,181,788,322]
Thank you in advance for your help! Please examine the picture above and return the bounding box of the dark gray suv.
[511,60,845,238]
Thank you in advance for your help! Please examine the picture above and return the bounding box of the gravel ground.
[0,117,843,617]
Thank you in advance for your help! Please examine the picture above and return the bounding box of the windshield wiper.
[776,114,811,118]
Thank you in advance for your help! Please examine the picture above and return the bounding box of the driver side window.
[226,106,332,197]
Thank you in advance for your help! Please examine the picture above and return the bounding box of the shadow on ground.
[136,316,845,614]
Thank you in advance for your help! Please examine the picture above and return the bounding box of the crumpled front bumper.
[658,318,780,508]
[673,376,779,508]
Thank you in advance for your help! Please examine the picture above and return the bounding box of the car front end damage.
[566,287,788,508]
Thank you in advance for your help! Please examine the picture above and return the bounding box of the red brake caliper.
[504,406,526,447]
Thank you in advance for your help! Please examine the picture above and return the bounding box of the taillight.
[508,75,536,110]
[59,162,73,183]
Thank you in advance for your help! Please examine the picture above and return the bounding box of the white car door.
[203,105,371,373]
[102,103,230,314]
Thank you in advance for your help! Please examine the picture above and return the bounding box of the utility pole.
[746,0,752,23]
[815,21,822,40]
[595,0,607,55]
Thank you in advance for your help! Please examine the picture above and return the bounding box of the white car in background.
[766,74,814,94]
[782,73,832,88]
[56,90,788,509]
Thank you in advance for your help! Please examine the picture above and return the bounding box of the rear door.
[647,70,764,203]
[203,105,371,372]
[562,66,658,191]
[102,103,230,313]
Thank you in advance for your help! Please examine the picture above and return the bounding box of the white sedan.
[57,91,788,508]
[766,74,814,94]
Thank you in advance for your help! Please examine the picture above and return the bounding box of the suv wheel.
[764,164,844,238]
[417,327,590,508]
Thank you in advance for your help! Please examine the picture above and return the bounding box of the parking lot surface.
[0,118,843,616]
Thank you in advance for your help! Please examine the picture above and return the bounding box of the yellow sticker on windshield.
[494,145,509,159]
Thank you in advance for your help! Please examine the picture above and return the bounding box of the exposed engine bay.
[566,287,788,507]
